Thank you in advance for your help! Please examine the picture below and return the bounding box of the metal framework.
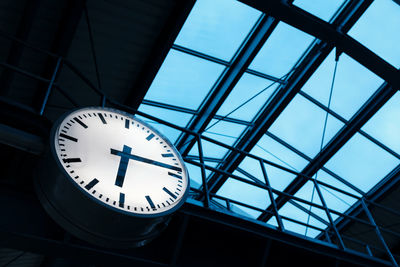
[1,0,400,266]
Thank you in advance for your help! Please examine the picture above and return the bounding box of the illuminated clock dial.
[54,107,189,215]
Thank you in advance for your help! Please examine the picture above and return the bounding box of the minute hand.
[110,148,182,172]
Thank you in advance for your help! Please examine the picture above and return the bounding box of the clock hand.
[110,148,182,172]
[114,145,132,187]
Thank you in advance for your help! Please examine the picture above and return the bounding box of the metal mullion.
[197,135,210,208]
[39,57,63,115]
[187,157,367,222]
[184,155,225,164]
[211,193,271,214]
[142,99,198,114]
[300,90,400,160]
[259,159,284,231]
[361,199,399,266]
[141,99,253,126]
[176,14,279,155]
[245,68,286,84]
[288,199,329,226]
[281,215,326,232]
[184,136,363,201]
[204,0,370,199]
[258,81,397,222]
[312,179,346,249]
[264,130,366,197]
[239,0,400,89]
[172,44,230,66]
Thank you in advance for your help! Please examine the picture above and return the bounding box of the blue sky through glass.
[249,22,314,77]
[325,133,399,192]
[301,51,384,120]
[269,94,345,158]
[216,73,279,121]
[136,0,400,241]
[349,0,400,68]
[143,49,225,110]
[293,0,346,22]
[217,178,270,219]
[175,0,261,61]
[362,92,400,155]
[137,104,192,143]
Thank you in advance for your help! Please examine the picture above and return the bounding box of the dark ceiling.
[1,0,400,266]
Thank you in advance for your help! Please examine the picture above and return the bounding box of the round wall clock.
[34,106,189,248]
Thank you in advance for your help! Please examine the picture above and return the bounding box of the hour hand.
[113,145,132,187]
[110,148,182,172]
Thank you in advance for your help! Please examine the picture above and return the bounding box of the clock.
[34,106,189,248]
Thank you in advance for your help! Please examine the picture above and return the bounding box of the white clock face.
[53,107,189,215]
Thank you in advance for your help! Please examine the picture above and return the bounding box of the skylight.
[137,0,400,249]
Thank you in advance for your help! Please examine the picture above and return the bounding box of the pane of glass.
[216,73,279,121]
[362,92,400,155]
[325,133,399,192]
[293,0,346,22]
[269,95,344,158]
[250,134,309,191]
[230,203,262,220]
[185,162,203,189]
[349,0,400,68]
[315,169,362,199]
[143,49,225,110]
[237,156,265,183]
[137,104,192,143]
[175,0,261,61]
[249,22,314,78]
[292,181,331,223]
[279,201,325,238]
[188,140,229,160]
[216,178,271,219]
[204,119,247,146]
[301,51,384,120]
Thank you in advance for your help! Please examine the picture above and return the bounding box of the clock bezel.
[50,106,190,219]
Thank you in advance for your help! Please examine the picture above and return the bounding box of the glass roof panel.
[174,0,261,61]
[301,51,384,120]
[349,0,400,68]
[362,92,400,155]
[249,22,314,78]
[294,171,359,220]
[278,200,326,238]
[143,49,225,110]
[293,0,346,22]
[203,119,247,147]
[188,140,229,160]
[269,94,345,158]
[324,133,399,192]
[216,73,279,121]
[216,178,270,219]
[137,104,192,143]
[250,134,309,191]
[237,156,265,183]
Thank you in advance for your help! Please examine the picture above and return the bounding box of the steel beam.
[258,82,397,222]
[239,0,400,89]
[204,0,372,195]
[124,0,196,110]
[322,164,400,240]
[0,186,392,267]
[176,15,279,155]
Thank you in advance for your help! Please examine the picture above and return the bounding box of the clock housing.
[34,106,189,248]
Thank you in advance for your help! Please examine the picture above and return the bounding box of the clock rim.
[50,106,190,219]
